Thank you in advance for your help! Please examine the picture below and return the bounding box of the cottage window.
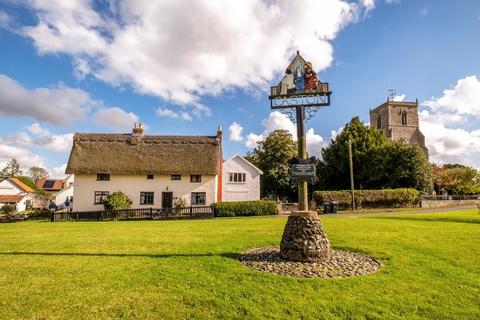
[97,174,110,181]
[190,175,202,183]
[94,191,109,204]
[147,174,154,180]
[171,174,181,180]
[229,173,246,183]
[191,192,206,206]
[140,192,154,205]
[401,111,408,126]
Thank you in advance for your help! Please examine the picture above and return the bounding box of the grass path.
[0,209,479,319]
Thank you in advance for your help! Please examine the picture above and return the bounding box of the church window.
[377,115,382,129]
[401,111,407,125]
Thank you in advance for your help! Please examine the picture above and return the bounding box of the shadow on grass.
[0,251,239,260]
[369,216,480,225]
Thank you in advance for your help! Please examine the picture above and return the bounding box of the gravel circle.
[239,246,381,278]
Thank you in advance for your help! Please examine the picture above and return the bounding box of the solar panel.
[43,180,55,188]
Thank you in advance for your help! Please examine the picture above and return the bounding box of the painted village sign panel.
[269,51,331,109]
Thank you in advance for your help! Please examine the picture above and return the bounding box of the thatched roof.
[66,132,222,175]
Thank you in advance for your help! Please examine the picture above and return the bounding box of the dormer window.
[97,174,110,181]
[147,174,154,180]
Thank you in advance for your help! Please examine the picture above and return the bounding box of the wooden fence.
[51,206,214,222]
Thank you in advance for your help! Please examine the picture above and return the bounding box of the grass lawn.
[0,209,479,319]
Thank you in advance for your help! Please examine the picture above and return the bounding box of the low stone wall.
[420,199,480,209]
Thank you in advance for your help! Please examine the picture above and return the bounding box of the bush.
[103,192,132,211]
[213,200,278,217]
[0,204,16,215]
[313,188,420,210]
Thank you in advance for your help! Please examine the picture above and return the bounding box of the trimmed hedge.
[313,188,420,210]
[213,200,278,217]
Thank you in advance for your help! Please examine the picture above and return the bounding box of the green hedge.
[313,188,420,210]
[213,201,278,217]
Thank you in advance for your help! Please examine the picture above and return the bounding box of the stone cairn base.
[238,212,381,278]
[280,214,331,262]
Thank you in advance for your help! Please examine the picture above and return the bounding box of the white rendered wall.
[0,180,23,195]
[72,174,217,211]
[222,157,261,202]
[53,186,74,207]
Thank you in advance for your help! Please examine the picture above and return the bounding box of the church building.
[369,99,428,155]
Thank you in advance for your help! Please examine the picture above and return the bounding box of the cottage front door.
[162,192,173,210]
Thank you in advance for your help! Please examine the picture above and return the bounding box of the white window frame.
[228,172,246,184]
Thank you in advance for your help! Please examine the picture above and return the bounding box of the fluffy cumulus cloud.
[0,143,45,170]
[228,122,244,142]
[92,107,140,131]
[156,108,193,121]
[0,74,93,126]
[18,0,375,114]
[51,163,68,178]
[0,73,142,131]
[420,75,480,167]
[242,111,327,157]
[0,123,73,153]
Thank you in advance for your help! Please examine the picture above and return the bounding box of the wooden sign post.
[269,51,332,262]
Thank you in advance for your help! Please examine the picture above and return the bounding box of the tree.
[103,192,132,210]
[0,159,23,180]
[433,164,480,195]
[245,129,297,200]
[377,140,433,192]
[317,117,387,190]
[0,204,16,215]
[317,117,433,192]
[27,167,49,183]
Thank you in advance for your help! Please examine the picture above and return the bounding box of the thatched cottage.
[66,124,223,211]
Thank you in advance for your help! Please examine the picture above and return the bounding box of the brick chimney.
[132,123,144,135]
[217,125,223,203]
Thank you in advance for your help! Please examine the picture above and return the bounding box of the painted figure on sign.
[304,62,318,91]
[280,68,296,95]
[294,66,305,91]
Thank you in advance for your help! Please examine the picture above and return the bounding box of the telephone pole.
[348,139,355,211]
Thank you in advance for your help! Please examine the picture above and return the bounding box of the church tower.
[369,99,428,155]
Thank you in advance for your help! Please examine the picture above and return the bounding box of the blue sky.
[1,0,480,176]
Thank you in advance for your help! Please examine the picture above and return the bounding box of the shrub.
[103,192,132,211]
[0,204,16,215]
[174,197,187,213]
[213,200,278,217]
[313,188,420,210]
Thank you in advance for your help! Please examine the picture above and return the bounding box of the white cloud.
[0,74,93,126]
[393,94,405,102]
[0,123,73,153]
[229,122,244,142]
[0,143,45,170]
[156,108,193,121]
[245,133,264,149]
[92,107,140,131]
[0,11,12,28]
[420,75,480,167]
[51,163,68,178]
[243,111,326,157]
[18,0,375,113]
[423,76,480,119]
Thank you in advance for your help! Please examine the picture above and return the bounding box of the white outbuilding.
[222,155,262,202]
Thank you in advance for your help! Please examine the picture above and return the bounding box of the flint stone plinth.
[280,212,331,262]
